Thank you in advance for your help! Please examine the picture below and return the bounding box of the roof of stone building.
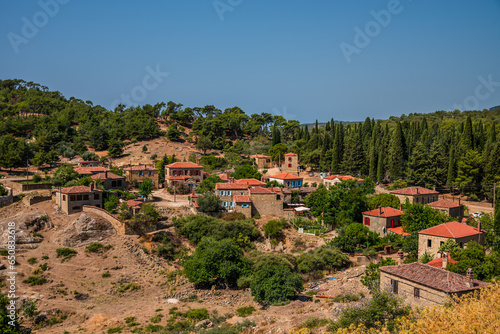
[390,186,439,196]
[418,221,483,238]
[58,186,101,194]
[428,199,462,208]
[165,162,203,169]
[269,172,303,180]
[363,207,405,218]
[91,172,124,180]
[380,262,488,293]
[215,183,248,190]
[234,195,251,203]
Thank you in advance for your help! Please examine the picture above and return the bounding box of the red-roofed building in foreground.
[124,164,159,189]
[426,252,457,269]
[362,206,405,235]
[53,183,103,215]
[418,221,484,258]
[390,186,439,205]
[165,161,204,188]
[268,172,303,188]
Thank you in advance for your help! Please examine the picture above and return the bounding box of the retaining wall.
[82,205,129,234]
[0,187,13,208]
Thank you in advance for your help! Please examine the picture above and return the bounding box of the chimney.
[226,171,230,180]
[433,185,436,191]
[416,187,419,194]
[397,249,404,265]
[477,221,481,232]
[105,171,108,179]
[90,182,94,191]
[196,157,201,165]
[399,204,402,211]
[466,268,474,288]
[442,252,448,269]
[458,197,461,206]
[379,206,382,215]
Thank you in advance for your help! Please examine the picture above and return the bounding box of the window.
[287,182,291,187]
[241,203,249,208]
[94,194,99,200]
[427,239,432,248]
[63,195,66,201]
[391,219,394,228]
[414,287,420,298]
[241,192,245,195]
[288,164,292,168]
[460,242,464,248]
[83,195,89,201]
[276,195,281,200]
[220,191,225,196]
[138,171,144,176]
[391,279,398,294]
[288,157,292,161]
[227,191,232,196]
[112,181,117,187]
[440,241,445,247]
[77,195,82,201]
[148,171,153,176]
[364,217,370,226]
[229,202,234,207]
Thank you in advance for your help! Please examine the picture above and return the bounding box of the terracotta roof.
[75,167,110,174]
[285,153,297,157]
[418,221,483,239]
[59,186,101,194]
[426,255,457,268]
[387,226,410,236]
[123,165,157,171]
[166,162,203,169]
[249,186,276,194]
[250,154,271,159]
[79,160,101,164]
[390,186,439,196]
[324,174,364,181]
[126,199,143,209]
[234,195,251,203]
[167,175,193,180]
[269,172,303,180]
[363,207,404,218]
[216,173,230,181]
[215,183,248,190]
[380,262,488,293]
[91,172,124,180]
[428,199,462,208]
[235,178,266,186]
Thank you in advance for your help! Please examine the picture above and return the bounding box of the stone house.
[91,171,125,191]
[427,198,464,220]
[380,259,488,306]
[250,154,272,169]
[249,186,284,217]
[124,165,159,189]
[234,178,266,187]
[53,184,103,215]
[418,221,485,258]
[323,175,364,189]
[268,172,303,188]
[281,187,316,204]
[390,186,439,204]
[215,183,250,210]
[165,162,204,188]
[362,206,405,236]
[233,195,252,217]
[281,152,299,173]
[78,160,102,167]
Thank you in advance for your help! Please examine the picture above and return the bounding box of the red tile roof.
[216,173,230,181]
[167,175,193,180]
[285,153,297,157]
[250,154,271,159]
[419,221,483,239]
[269,172,303,180]
[363,207,404,218]
[380,262,488,293]
[123,165,157,171]
[324,174,364,181]
[426,255,457,268]
[387,226,410,236]
[75,167,110,175]
[215,183,248,190]
[428,199,461,208]
[166,162,203,169]
[234,195,251,203]
[249,186,278,194]
[59,186,101,194]
[126,199,143,209]
[91,172,124,180]
[235,178,266,186]
[390,186,439,196]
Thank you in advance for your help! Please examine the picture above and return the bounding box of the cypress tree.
[331,123,343,173]
[304,125,310,142]
[388,122,406,180]
[446,145,456,189]
[461,115,474,150]
[377,150,385,182]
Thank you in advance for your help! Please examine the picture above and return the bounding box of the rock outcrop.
[56,213,116,247]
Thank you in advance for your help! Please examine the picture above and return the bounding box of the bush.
[32,173,42,183]
[56,248,77,262]
[296,245,349,274]
[23,276,47,286]
[196,192,223,213]
[235,306,255,317]
[86,242,103,253]
[263,219,286,239]
[250,263,303,304]
[27,257,37,265]
[186,308,209,321]
[102,271,111,278]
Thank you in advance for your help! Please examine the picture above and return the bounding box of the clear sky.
[1,0,499,122]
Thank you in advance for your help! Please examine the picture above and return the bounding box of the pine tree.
[331,123,343,173]
[447,145,456,189]
[461,115,474,150]
[341,130,364,176]
[388,122,406,180]
[304,125,310,142]
[377,150,385,183]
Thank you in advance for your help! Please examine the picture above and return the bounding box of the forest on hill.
[1,78,500,201]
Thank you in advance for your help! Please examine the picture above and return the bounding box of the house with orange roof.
[215,183,249,210]
[74,166,110,176]
[390,186,439,205]
[52,183,103,214]
[418,221,484,258]
[165,161,204,188]
[362,206,405,235]
[124,164,159,189]
[323,174,364,189]
[281,152,299,173]
[234,178,266,187]
[427,198,464,220]
[426,252,457,269]
[78,160,103,168]
[250,154,272,169]
[248,186,284,217]
[268,172,303,188]
[91,171,125,191]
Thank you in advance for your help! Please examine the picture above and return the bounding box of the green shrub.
[23,276,47,286]
[186,308,209,321]
[235,306,255,317]
[102,271,111,278]
[56,248,77,262]
[300,317,329,329]
[27,257,37,265]
[86,242,103,253]
[107,327,122,334]
[33,233,43,238]
[150,314,163,323]
[0,249,8,256]
[39,263,48,271]
[41,255,49,260]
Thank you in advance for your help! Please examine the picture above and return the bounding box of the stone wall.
[364,215,401,236]
[251,193,283,217]
[0,187,13,208]
[82,205,129,234]
[234,204,252,218]
[380,271,448,306]
[23,195,52,206]
[418,233,484,258]
[394,194,438,205]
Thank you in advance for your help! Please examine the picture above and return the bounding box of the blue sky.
[1,0,499,122]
